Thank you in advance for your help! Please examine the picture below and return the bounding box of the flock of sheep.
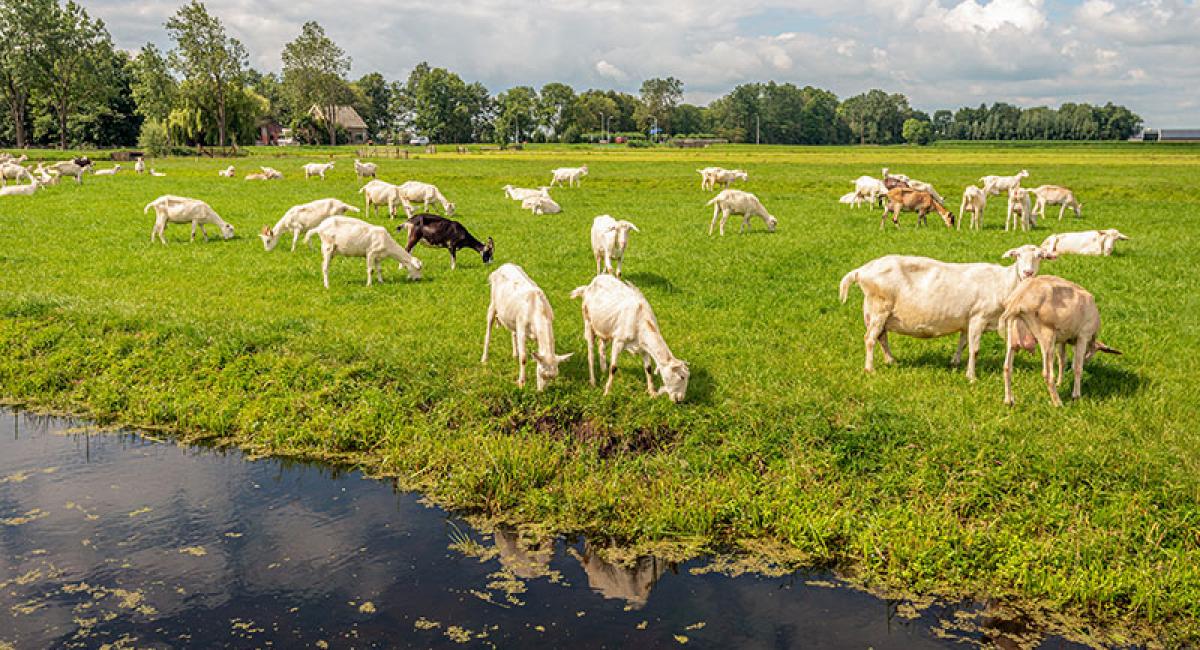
[0,151,1130,405]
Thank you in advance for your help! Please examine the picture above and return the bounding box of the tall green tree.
[635,76,683,136]
[537,82,576,139]
[36,0,113,148]
[165,0,247,148]
[129,43,176,124]
[400,63,489,143]
[0,0,54,147]
[494,86,538,144]
[281,21,351,145]
[353,72,391,139]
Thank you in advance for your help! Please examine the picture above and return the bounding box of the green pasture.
[1,143,1197,644]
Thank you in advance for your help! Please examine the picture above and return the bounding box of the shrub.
[903,119,934,146]
[138,120,172,157]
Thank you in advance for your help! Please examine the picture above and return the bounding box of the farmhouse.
[1133,128,1200,142]
[309,105,370,143]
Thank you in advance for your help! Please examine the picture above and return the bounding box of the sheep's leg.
[190,220,198,242]
[965,321,985,382]
[615,257,623,278]
[1058,203,1066,221]
[603,251,612,274]
[879,205,890,229]
[291,229,301,252]
[199,224,210,241]
[595,252,603,275]
[1056,343,1066,387]
[951,332,967,367]
[863,313,886,373]
[481,304,496,363]
[1071,340,1086,400]
[365,252,375,286]
[604,340,622,395]
[449,248,457,270]
[892,206,901,228]
[1040,338,1062,407]
[642,352,655,396]
[583,318,596,386]
[1003,322,1017,406]
[321,244,334,289]
[515,330,528,388]
[878,332,895,364]
[709,205,720,235]
[719,210,731,236]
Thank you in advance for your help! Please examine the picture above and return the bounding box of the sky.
[84,0,1198,127]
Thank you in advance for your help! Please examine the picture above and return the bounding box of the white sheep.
[48,161,84,185]
[1040,229,1129,257]
[261,198,361,252]
[144,195,235,244]
[134,158,145,174]
[0,178,40,196]
[149,169,166,177]
[980,169,1029,196]
[1,162,33,186]
[260,166,284,180]
[570,274,689,402]
[1005,187,1034,232]
[359,180,402,218]
[93,164,122,176]
[838,244,1055,381]
[522,195,562,215]
[550,165,588,188]
[845,176,888,208]
[218,166,235,178]
[1001,275,1121,406]
[706,189,777,235]
[906,178,943,204]
[304,161,335,180]
[481,263,573,390]
[1029,185,1082,220]
[590,215,640,277]
[503,185,551,201]
[354,159,377,180]
[959,185,987,230]
[303,216,423,288]
[697,167,723,191]
[396,180,455,216]
[710,169,748,189]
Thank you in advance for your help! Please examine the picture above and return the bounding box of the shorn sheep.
[550,165,588,188]
[1005,187,1034,232]
[260,198,361,252]
[838,245,1054,381]
[980,170,1029,196]
[590,215,639,277]
[303,216,423,288]
[959,185,987,230]
[482,263,573,390]
[1040,229,1129,256]
[880,187,955,228]
[706,189,777,235]
[1001,275,1121,406]
[1029,185,1082,220]
[144,195,235,244]
[354,159,377,179]
[303,162,335,180]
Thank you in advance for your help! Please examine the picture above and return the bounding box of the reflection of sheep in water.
[569,542,668,609]
[492,527,553,580]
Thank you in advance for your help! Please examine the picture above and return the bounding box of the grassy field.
[1,143,1198,644]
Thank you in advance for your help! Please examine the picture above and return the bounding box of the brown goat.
[880,187,955,228]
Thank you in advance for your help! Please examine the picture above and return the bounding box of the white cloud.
[594,60,627,81]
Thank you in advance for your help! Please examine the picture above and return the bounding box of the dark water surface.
[0,409,1091,649]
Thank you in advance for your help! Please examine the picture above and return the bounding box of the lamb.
[0,178,40,196]
[303,216,423,288]
[959,185,987,230]
[503,185,551,201]
[980,170,1029,196]
[218,166,235,178]
[1040,229,1129,257]
[396,180,455,216]
[838,244,1055,381]
[522,195,562,215]
[144,195,235,244]
[880,187,955,228]
[1000,275,1121,406]
[0,162,33,186]
[260,198,361,252]
[706,189,778,235]
[93,164,122,176]
[359,179,402,217]
[48,161,84,185]
[550,165,588,188]
[303,161,335,180]
[570,274,689,402]
[134,157,145,174]
[591,215,640,277]
[354,159,377,180]
[1029,185,1082,220]
[400,213,494,269]
[481,263,572,390]
[1005,187,1034,232]
[260,166,283,180]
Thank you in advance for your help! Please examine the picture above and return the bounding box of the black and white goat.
[400,214,494,270]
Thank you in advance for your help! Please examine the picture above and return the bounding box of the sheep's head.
[259,226,279,251]
[219,222,236,240]
[444,202,457,216]
[764,214,778,232]
[481,237,495,264]
[941,211,956,228]
[1003,245,1054,279]
[1018,169,1030,178]
[533,352,573,391]
[405,256,423,280]
[657,360,690,403]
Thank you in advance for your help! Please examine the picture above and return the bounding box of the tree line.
[0,0,1145,150]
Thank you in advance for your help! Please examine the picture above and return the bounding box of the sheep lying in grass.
[218,166,236,178]
[1040,229,1129,257]
[482,263,572,390]
[1001,275,1121,406]
[522,194,562,215]
[0,178,40,196]
[261,198,361,252]
[707,189,777,235]
[303,216,423,288]
[93,165,121,176]
[145,195,235,244]
[503,185,550,201]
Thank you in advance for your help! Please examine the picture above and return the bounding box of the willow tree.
[166,1,247,148]
[34,0,113,149]
[282,21,351,145]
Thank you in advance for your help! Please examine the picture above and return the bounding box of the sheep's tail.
[303,227,322,247]
[705,196,719,206]
[838,268,860,304]
[569,286,587,300]
[143,198,159,214]
[345,205,361,213]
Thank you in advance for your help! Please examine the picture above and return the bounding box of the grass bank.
[1,144,1198,645]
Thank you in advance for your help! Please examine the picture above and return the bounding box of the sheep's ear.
[625,222,640,232]
[1001,248,1019,259]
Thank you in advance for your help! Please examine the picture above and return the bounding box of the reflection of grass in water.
[447,521,495,561]
[2,509,48,526]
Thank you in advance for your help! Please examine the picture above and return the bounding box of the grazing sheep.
[481,263,572,390]
[359,179,402,218]
[1029,185,1082,220]
[906,178,944,204]
[590,215,639,277]
[522,194,562,215]
[880,187,955,228]
[144,195,235,244]
[0,178,40,196]
[959,185,987,230]
[303,216,423,288]
[1001,275,1121,406]
[1,162,33,187]
[550,165,588,188]
[844,176,888,208]
[33,164,58,186]
[93,164,121,176]
[1005,187,1034,232]
[707,189,778,235]
[710,168,749,189]
[503,185,551,201]
[697,167,723,191]
[48,161,84,185]
[1040,229,1129,257]
[980,170,1029,196]
[570,274,689,402]
[218,166,235,178]
[838,245,1054,380]
[134,157,145,174]
[260,198,361,252]
[401,213,494,269]
[304,161,335,180]
[354,159,377,179]
[396,180,455,216]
